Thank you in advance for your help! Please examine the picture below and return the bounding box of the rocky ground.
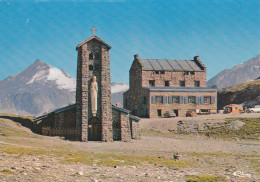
[0,113,260,182]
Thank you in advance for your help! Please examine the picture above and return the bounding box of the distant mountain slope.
[111,83,129,105]
[208,55,260,89]
[217,78,260,110]
[0,60,129,116]
[0,60,76,116]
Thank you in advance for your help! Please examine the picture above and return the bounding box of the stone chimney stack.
[134,54,139,60]
[194,56,199,61]
[194,55,206,70]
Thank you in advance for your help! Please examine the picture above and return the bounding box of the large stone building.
[123,55,217,118]
[34,31,140,142]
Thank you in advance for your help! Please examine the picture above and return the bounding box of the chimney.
[194,56,199,61]
[134,54,139,60]
[194,55,206,70]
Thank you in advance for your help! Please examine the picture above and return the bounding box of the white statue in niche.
[90,76,98,117]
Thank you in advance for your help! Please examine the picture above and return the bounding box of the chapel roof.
[112,105,140,122]
[33,104,76,122]
[76,35,111,50]
[139,59,203,72]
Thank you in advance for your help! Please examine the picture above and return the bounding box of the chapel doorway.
[88,117,101,141]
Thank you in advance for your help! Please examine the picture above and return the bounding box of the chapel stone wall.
[76,38,113,142]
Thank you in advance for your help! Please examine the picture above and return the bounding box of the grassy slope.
[222,79,260,93]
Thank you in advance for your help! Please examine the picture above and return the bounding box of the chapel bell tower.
[75,27,113,142]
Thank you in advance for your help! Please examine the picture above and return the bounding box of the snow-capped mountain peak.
[26,61,76,92]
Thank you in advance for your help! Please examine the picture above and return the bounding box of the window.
[89,53,93,60]
[152,96,167,104]
[183,71,189,75]
[142,96,147,104]
[165,81,170,86]
[190,71,195,75]
[149,80,155,86]
[156,96,163,103]
[180,81,185,87]
[155,71,159,74]
[160,71,165,74]
[173,96,180,103]
[95,53,100,60]
[157,109,162,117]
[204,96,211,104]
[89,65,93,71]
[195,81,200,87]
[188,96,196,103]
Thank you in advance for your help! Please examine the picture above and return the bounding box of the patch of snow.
[47,67,76,91]
[111,83,129,93]
[26,65,76,91]
[27,70,48,84]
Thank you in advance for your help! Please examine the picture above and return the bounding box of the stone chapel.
[34,29,140,142]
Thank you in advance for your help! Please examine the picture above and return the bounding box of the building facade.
[33,33,140,142]
[123,55,217,118]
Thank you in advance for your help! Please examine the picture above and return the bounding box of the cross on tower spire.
[91,26,97,36]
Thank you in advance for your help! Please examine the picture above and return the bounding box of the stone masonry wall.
[39,107,79,140]
[76,38,112,142]
[112,109,121,140]
[100,44,113,141]
[120,112,131,142]
[141,70,206,87]
[131,120,141,140]
[124,56,145,116]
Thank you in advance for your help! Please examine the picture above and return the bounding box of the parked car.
[164,111,176,118]
[186,110,197,117]
[246,105,260,113]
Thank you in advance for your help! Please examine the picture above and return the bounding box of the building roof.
[54,104,76,114]
[76,36,111,50]
[33,115,48,122]
[129,115,141,122]
[139,59,203,72]
[143,86,217,92]
[112,105,140,122]
[33,104,76,122]
[112,105,131,114]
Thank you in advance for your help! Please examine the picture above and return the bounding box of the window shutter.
[200,96,204,104]
[184,96,189,104]
[152,96,156,104]
[180,96,183,103]
[196,97,200,104]
[168,96,173,104]
[163,96,167,104]
[210,96,215,104]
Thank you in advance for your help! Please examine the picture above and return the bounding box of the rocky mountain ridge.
[208,55,260,89]
[217,77,260,110]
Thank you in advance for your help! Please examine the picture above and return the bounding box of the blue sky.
[0,0,259,83]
